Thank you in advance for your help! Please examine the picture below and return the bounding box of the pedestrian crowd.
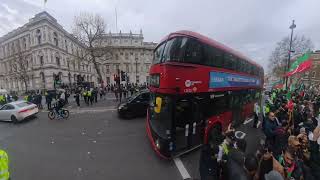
[199,87,320,180]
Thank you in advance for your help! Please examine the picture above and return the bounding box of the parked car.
[0,101,39,123]
[117,90,150,119]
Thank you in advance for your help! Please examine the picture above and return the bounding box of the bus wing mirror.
[154,97,162,113]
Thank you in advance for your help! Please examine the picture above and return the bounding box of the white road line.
[173,157,191,180]
[243,118,253,125]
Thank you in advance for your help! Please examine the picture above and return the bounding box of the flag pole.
[115,7,118,32]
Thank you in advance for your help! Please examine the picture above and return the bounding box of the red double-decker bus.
[146,30,264,159]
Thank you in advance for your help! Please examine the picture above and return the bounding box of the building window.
[126,64,129,72]
[116,64,119,71]
[106,65,110,73]
[40,56,44,65]
[130,52,133,55]
[106,77,110,84]
[23,38,27,50]
[53,32,58,46]
[120,52,123,55]
[56,57,60,66]
[145,64,149,72]
[312,71,316,78]
[67,61,70,68]
[141,53,144,56]
[40,72,45,83]
[115,54,119,60]
[36,29,41,44]
[65,40,68,51]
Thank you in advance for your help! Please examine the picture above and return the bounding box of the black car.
[117,90,150,119]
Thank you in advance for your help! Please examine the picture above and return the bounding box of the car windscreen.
[16,102,32,108]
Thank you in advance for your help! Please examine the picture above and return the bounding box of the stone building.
[0,11,95,92]
[300,51,320,86]
[98,31,156,85]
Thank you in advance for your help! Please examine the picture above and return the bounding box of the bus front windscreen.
[152,36,205,65]
[149,93,173,139]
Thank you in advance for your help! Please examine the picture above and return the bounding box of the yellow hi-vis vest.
[222,143,229,155]
[87,91,92,97]
[0,149,9,180]
[24,96,28,101]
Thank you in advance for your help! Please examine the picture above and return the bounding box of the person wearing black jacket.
[263,112,279,150]
[46,93,52,110]
[199,144,219,180]
[74,90,80,107]
[227,150,258,180]
[308,126,320,179]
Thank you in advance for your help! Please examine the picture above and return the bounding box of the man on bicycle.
[54,89,66,118]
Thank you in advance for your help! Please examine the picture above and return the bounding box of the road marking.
[243,118,253,125]
[235,131,246,139]
[173,157,191,180]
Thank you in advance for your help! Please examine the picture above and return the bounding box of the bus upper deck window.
[154,97,162,113]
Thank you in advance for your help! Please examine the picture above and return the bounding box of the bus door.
[173,98,196,152]
[231,92,243,127]
[189,100,203,147]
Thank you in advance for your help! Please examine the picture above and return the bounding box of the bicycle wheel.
[48,111,56,120]
[62,109,70,119]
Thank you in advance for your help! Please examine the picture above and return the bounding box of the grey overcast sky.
[1,0,320,70]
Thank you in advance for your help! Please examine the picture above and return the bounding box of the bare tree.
[269,35,314,76]
[11,51,29,92]
[72,12,111,83]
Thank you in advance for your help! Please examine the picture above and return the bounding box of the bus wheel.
[209,124,223,146]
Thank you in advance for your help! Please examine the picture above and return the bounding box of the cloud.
[1,3,18,14]
[1,0,320,71]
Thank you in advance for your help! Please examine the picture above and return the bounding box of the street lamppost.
[135,58,138,84]
[285,20,296,90]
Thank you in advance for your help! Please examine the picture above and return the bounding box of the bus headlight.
[155,139,161,149]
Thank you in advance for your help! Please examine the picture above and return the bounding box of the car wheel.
[11,115,18,124]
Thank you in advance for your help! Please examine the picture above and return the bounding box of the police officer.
[253,102,261,128]
[83,90,88,105]
[88,90,93,105]
[0,149,9,180]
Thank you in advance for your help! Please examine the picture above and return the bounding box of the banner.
[209,71,261,88]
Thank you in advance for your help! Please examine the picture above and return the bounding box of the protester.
[263,112,279,149]
[74,90,80,107]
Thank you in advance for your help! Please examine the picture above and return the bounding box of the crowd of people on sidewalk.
[18,83,147,110]
[199,86,320,180]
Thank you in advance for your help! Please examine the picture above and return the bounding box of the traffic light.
[121,71,125,81]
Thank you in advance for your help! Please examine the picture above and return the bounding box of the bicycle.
[48,108,70,120]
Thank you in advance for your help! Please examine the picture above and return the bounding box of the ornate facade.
[98,31,156,85]
[0,11,94,92]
